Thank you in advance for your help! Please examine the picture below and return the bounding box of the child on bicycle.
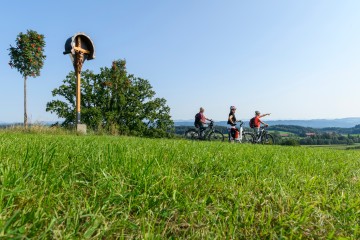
[227,106,240,142]
[250,111,271,141]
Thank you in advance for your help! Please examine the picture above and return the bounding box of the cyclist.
[251,111,271,141]
[194,107,211,138]
[227,106,239,142]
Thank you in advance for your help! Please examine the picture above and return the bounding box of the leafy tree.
[280,138,300,146]
[46,59,174,137]
[300,137,314,145]
[8,30,46,128]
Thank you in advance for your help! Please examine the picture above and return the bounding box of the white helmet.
[230,106,236,110]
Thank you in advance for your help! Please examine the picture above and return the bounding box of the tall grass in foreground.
[1,124,72,135]
[0,132,359,239]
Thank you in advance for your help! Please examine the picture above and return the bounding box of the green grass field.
[1,131,359,239]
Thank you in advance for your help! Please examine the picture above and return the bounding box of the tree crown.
[8,29,46,78]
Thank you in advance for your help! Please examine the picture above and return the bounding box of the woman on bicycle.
[227,106,239,142]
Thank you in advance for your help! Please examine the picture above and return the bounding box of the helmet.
[230,106,236,110]
[255,110,260,115]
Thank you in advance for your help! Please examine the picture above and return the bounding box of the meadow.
[0,130,359,239]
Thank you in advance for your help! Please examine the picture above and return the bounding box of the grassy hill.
[0,131,359,239]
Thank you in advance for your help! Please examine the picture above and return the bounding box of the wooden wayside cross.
[63,33,95,129]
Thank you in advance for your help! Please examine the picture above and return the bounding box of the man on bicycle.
[194,107,211,137]
[227,106,239,142]
[250,111,271,141]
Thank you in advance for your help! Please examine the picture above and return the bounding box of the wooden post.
[74,37,84,124]
[76,65,81,124]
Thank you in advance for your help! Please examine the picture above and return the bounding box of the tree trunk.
[24,76,27,129]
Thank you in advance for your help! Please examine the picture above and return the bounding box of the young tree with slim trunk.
[8,30,46,128]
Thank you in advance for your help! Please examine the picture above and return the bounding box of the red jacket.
[254,116,261,127]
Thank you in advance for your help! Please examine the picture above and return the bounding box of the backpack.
[249,117,255,128]
[194,113,201,127]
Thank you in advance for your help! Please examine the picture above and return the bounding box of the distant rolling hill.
[175,117,360,128]
[1,118,359,130]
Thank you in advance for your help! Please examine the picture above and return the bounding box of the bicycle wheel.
[261,134,275,145]
[208,130,224,142]
[184,129,199,140]
[242,132,255,144]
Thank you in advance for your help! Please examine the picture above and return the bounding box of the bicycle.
[184,120,225,142]
[251,125,275,145]
[228,120,254,143]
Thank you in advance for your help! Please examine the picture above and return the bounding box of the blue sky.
[0,0,360,122]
